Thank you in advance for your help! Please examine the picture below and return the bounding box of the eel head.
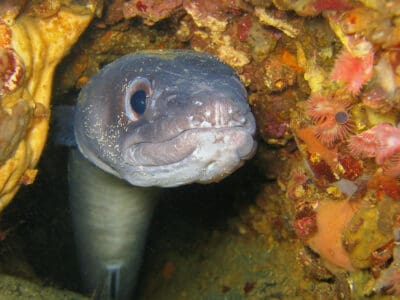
[74,50,257,187]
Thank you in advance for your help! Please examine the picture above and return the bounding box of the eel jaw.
[121,124,257,187]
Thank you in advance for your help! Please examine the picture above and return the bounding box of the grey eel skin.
[69,50,256,300]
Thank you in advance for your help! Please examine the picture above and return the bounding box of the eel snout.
[120,92,257,187]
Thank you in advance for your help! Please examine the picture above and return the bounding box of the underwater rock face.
[0,2,97,212]
[1,0,400,299]
[49,0,400,298]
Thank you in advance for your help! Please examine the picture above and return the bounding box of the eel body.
[69,50,256,299]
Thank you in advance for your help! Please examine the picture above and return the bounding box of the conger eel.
[68,50,256,299]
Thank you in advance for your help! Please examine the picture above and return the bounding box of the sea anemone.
[348,123,400,177]
[347,127,380,158]
[306,94,353,147]
[374,125,400,165]
[330,48,374,94]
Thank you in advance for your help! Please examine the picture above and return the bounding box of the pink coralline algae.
[306,94,353,147]
[0,49,24,98]
[294,208,317,239]
[0,19,24,97]
[237,15,252,42]
[348,123,400,177]
[123,0,183,25]
[312,0,353,12]
[330,48,374,95]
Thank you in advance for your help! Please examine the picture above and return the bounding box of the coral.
[0,0,26,24]
[0,3,97,212]
[287,170,309,200]
[295,126,340,175]
[236,15,252,42]
[367,174,400,201]
[254,7,300,38]
[180,1,254,70]
[307,157,337,183]
[338,155,362,181]
[23,0,62,18]
[0,19,24,97]
[343,207,392,269]
[264,53,297,92]
[246,18,279,62]
[385,153,400,178]
[251,91,295,145]
[123,0,183,25]
[298,248,334,281]
[348,123,400,177]
[336,6,380,35]
[330,48,374,95]
[306,94,353,146]
[183,0,239,32]
[217,36,250,67]
[371,240,395,278]
[361,54,398,113]
[281,50,304,73]
[361,88,390,112]
[271,0,353,16]
[0,100,33,164]
[0,19,11,47]
[374,224,400,296]
[312,0,353,13]
[285,168,320,235]
[294,207,317,239]
[325,10,374,56]
[388,48,400,77]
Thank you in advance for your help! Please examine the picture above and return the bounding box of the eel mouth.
[122,125,255,168]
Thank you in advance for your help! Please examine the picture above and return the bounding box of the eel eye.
[125,77,152,121]
[130,90,147,115]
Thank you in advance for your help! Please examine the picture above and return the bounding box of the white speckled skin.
[70,50,256,299]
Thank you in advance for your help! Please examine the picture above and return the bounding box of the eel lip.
[122,126,255,168]
[123,134,197,167]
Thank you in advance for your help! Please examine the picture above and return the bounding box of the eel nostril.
[234,114,246,124]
